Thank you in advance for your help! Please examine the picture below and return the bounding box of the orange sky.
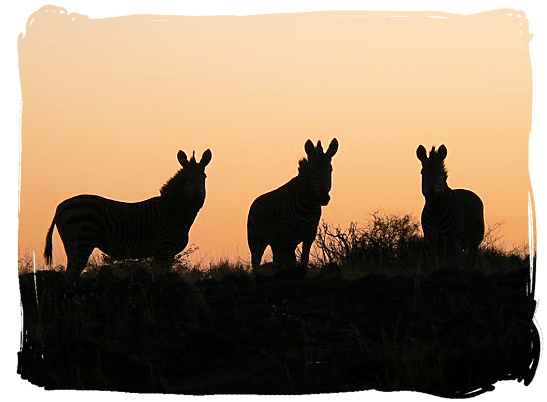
[18,7,533,266]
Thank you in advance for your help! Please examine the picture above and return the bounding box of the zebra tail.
[44,213,57,266]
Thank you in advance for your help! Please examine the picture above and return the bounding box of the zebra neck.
[295,176,321,210]
[161,196,202,227]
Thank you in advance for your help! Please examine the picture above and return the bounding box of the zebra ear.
[416,145,427,162]
[177,150,189,167]
[304,139,315,157]
[325,138,339,158]
[438,144,447,160]
[200,149,212,167]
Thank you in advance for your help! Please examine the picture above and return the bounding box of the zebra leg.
[275,245,307,280]
[282,245,297,270]
[426,236,442,269]
[446,238,463,267]
[249,240,267,273]
[434,236,451,267]
[271,244,283,271]
[300,240,312,270]
[65,241,93,277]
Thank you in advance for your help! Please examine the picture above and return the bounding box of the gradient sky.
[18,7,533,266]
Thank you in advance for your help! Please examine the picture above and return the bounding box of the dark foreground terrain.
[18,263,539,397]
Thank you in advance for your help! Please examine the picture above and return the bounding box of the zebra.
[247,138,338,274]
[416,144,484,255]
[44,149,212,276]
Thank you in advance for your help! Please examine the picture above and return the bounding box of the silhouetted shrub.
[313,211,423,273]
[312,212,530,276]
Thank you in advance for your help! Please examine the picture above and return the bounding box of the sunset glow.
[18,7,533,266]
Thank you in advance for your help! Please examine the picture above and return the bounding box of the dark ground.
[18,263,539,397]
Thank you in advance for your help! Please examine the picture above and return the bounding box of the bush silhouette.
[313,211,423,273]
[313,211,528,276]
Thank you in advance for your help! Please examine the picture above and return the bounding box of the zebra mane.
[429,146,448,178]
[160,170,185,197]
[298,152,332,176]
[298,158,310,176]
[159,155,199,198]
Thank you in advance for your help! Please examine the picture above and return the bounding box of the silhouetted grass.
[18,212,538,396]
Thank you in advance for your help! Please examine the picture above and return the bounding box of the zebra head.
[177,149,212,201]
[416,144,448,197]
[300,138,339,206]
[165,149,212,204]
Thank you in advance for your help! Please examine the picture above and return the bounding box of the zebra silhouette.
[44,149,212,276]
[416,144,484,254]
[247,138,338,274]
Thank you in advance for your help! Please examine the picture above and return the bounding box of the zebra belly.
[100,229,188,260]
[99,239,157,260]
[248,188,321,249]
[259,222,316,248]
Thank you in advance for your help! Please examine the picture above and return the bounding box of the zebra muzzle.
[319,194,331,205]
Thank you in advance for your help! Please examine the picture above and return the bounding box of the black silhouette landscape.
[18,213,539,397]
